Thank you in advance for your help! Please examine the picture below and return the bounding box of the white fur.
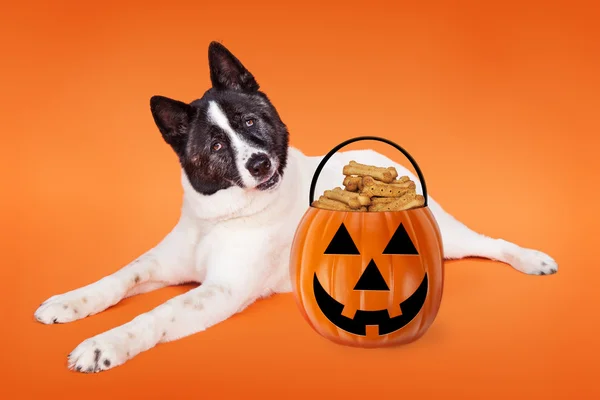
[34,115,558,373]
[207,101,276,187]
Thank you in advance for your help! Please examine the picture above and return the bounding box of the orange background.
[1,0,599,398]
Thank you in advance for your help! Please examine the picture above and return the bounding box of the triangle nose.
[353,259,390,291]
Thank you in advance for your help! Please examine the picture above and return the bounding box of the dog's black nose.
[246,154,271,177]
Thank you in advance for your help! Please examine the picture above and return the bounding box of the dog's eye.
[212,142,223,152]
[245,118,255,127]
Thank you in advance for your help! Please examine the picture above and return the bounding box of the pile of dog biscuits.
[312,161,425,212]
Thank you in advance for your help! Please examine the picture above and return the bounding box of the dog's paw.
[512,248,558,275]
[35,290,100,324]
[68,335,128,373]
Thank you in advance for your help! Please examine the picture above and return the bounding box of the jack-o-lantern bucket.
[290,136,444,348]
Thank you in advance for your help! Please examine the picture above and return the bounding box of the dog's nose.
[246,154,271,177]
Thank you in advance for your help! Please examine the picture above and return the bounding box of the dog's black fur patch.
[150,42,289,196]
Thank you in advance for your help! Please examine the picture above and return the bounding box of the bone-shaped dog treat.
[363,176,416,190]
[332,187,371,206]
[361,176,416,198]
[324,189,361,209]
[369,197,397,205]
[390,180,415,189]
[400,195,425,211]
[342,161,397,183]
[343,176,363,192]
[313,196,351,211]
[392,194,424,211]
[368,193,424,212]
[324,187,371,209]
[313,196,367,211]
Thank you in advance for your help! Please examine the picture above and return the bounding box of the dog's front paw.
[35,293,84,324]
[514,249,558,275]
[68,335,128,373]
[35,289,105,324]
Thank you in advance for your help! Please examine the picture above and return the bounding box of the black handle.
[309,136,428,207]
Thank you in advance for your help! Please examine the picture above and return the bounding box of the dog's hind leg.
[34,218,200,324]
[429,199,558,275]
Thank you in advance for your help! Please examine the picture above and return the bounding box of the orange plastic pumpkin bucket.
[290,136,444,348]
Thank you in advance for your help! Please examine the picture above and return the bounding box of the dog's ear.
[150,95,193,155]
[208,41,259,92]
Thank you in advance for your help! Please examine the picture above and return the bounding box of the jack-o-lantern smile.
[313,273,428,336]
[312,222,428,336]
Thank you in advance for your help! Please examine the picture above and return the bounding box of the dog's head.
[150,42,289,198]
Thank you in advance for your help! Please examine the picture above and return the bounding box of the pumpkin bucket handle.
[309,136,428,207]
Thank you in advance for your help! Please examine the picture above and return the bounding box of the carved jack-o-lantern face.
[313,221,428,336]
[290,208,444,347]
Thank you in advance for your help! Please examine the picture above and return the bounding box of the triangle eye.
[324,223,360,255]
[382,223,419,255]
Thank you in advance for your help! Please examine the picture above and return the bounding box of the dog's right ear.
[150,95,193,155]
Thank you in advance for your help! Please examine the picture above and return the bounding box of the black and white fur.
[34,42,558,373]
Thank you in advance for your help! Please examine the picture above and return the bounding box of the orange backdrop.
[1,0,599,399]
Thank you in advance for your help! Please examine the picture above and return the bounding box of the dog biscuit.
[313,197,352,211]
[332,187,371,206]
[348,160,399,180]
[343,176,363,192]
[368,193,423,212]
[342,161,397,183]
[313,197,367,211]
[323,188,360,209]
[361,177,415,198]
[390,180,415,189]
[399,195,425,211]
[363,175,415,190]
[370,197,397,205]
[324,188,371,208]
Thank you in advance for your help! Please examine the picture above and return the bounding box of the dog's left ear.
[150,95,193,156]
[208,41,259,92]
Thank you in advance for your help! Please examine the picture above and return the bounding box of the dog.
[34,41,558,373]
